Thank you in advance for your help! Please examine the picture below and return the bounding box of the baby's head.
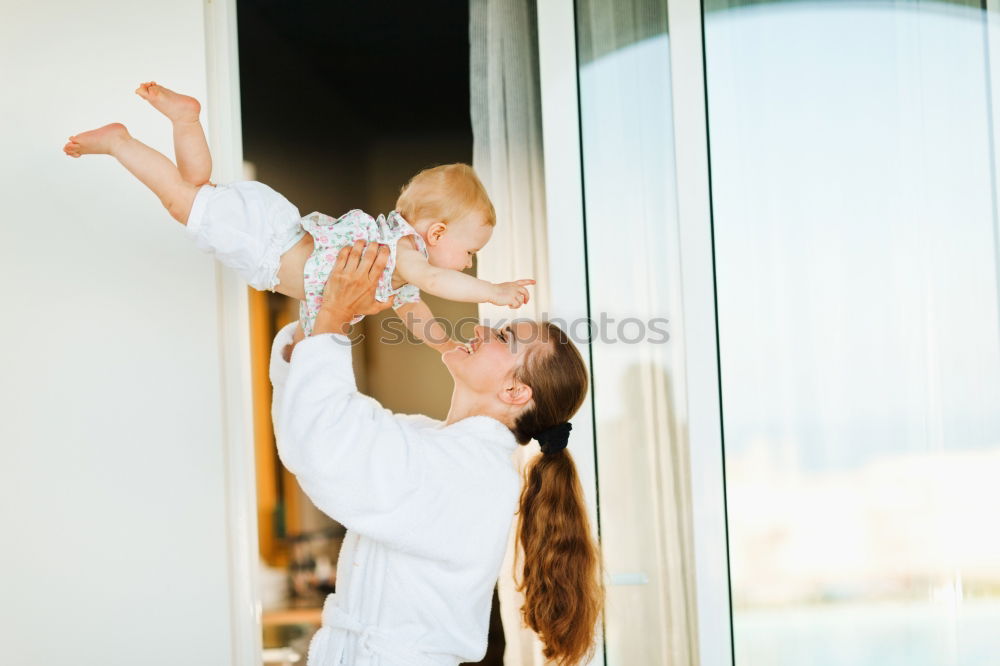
[396,164,496,272]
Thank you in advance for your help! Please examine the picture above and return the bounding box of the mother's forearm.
[312,305,355,336]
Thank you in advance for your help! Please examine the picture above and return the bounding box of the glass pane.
[703,1,1000,664]
[576,1,699,663]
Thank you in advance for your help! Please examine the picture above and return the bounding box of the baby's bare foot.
[63,123,129,158]
[135,81,201,123]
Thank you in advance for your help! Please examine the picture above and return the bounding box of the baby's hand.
[490,279,535,309]
[281,322,306,362]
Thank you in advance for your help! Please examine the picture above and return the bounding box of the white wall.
[0,1,242,664]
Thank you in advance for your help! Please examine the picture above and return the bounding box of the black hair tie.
[536,422,572,455]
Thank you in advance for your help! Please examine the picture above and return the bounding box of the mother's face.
[442,321,541,394]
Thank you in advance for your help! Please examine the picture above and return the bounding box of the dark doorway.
[236,1,504,664]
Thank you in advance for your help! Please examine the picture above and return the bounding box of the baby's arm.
[395,241,534,309]
[394,301,461,353]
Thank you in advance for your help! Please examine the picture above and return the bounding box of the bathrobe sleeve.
[269,324,441,554]
[268,322,298,438]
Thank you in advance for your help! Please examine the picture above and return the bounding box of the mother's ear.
[499,381,533,408]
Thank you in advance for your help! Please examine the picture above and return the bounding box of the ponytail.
[511,322,603,665]
[517,450,603,665]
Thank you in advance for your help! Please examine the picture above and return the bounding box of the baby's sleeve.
[391,283,421,309]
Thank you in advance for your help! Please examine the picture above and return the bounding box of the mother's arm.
[270,240,392,427]
[270,242,439,551]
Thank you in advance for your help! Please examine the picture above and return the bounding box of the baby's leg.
[136,82,212,186]
[63,124,198,224]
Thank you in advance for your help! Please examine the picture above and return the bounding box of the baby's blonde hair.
[395,163,496,228]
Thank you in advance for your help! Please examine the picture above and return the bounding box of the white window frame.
[989,0,1000,310]
[536,0,735,664]
[538,2,1000,665]
[667,0,735,663]
[204,1,264,664]
[536,2,607,663]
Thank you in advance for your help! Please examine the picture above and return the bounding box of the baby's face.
[424,214,493,272]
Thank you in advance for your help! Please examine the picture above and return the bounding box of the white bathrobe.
[269,323,521,666]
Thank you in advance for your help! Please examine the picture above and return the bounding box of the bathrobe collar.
[439,415,518,453]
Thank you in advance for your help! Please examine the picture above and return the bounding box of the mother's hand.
[313,240,395,336]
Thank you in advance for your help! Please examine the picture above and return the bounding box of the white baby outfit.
[269,322,521,665]
[186,181,427,333]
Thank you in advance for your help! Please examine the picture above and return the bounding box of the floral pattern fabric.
[299,209,427,335]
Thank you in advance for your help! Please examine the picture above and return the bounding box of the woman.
[270,240,603,665]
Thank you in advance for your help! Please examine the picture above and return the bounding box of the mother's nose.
[473,325,489,340]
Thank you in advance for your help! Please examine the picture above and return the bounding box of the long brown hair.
[511,322,604,665]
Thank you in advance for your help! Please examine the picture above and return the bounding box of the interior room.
[4,0,1000,665]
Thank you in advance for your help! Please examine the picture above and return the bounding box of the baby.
[63,82,533,351]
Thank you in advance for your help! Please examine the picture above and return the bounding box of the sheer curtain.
[470,0,549,323]
[470,1,549,663]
